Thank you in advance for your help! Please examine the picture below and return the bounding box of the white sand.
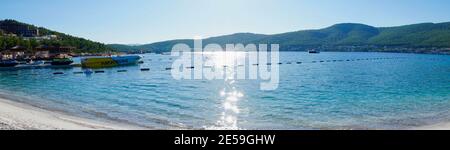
[412,122,450,130]
[0,98,146,130]
[1,97,449,130]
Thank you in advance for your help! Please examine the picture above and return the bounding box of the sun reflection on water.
[204,51,246,130]
[216,85,244,130]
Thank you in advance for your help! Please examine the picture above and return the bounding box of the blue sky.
[1,0,450,44]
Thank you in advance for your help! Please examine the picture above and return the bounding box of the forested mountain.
[110,22,450,54]
[3,19,449,54]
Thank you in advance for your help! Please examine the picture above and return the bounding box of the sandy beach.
[1,96,449,130]
[0,97,145,130]
[412,122,450,130]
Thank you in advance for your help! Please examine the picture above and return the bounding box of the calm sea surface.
[0,52,449,129]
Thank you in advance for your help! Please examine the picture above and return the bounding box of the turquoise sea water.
[0,52,449,129]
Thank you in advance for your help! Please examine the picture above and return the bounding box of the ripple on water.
[0,52,449,129]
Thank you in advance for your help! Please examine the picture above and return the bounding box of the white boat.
[308,49,320,54]
[28,60,46,66]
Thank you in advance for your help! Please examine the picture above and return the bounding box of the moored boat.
[51,58,74,66]
[0,60,19,67]
[28,60,46,66]
[81,55,141,68]
[308,49,320,54]
[161,52,171,55]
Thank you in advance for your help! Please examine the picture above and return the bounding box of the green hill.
[369,22,450,47]
[109,33,269,54]
[3,20,448,54]
[260,23,378,45]
[111,22,450,54]
[0,19,113,53]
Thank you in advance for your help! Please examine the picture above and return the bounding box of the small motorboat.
[0,60,19,67]
[308,49,320,54]
[51,58,74,66]
[161,52,171,55]
[28,60,46,66]
[15,60,48,69]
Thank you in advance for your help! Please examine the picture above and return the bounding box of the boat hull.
[51,61,74,66]
[0,61,19,67]
[0,63,19,67]
[51,58,74,66]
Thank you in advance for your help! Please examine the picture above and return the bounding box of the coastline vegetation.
[0,19,113,54]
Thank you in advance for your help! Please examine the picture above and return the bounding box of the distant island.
[111,22,450,55]
[1,19,449,55]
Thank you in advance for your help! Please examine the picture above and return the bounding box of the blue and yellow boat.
[81,55,142,68]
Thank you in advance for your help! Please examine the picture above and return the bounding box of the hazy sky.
[1,0,450,44]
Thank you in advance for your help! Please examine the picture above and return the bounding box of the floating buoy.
[277,63,283,65]
[286,62,292,64]
[253,64,259,66]
[95,70,105,73]
[84,70,93,75]
[320,61,324,63]
[186,66,195,69]
[296,62,302,64]
[312,61,317,63]
[141,68,150,71]
[53,72,64,75]
[117,70,127,72]
[73,72,84,74]
[138,61,144,64]
[165,67,173,70]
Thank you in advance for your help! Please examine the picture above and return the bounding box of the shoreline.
[0,97,147,130]
[411,122,450,130]
[0,96,449,130]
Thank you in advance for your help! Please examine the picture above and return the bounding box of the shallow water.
[0,52,449,129]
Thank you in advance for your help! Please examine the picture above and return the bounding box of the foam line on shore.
[0,97,146,130]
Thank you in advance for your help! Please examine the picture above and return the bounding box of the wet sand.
[1,97,448,130]
[0,97,146,130]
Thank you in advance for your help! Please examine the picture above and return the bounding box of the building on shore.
[0,23,39,37]
[34,45,75,59]
[1,45,76,60]
[23,34,58,41]
[0,46,27,60]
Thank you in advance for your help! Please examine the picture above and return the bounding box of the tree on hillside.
[0,19,114,53]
